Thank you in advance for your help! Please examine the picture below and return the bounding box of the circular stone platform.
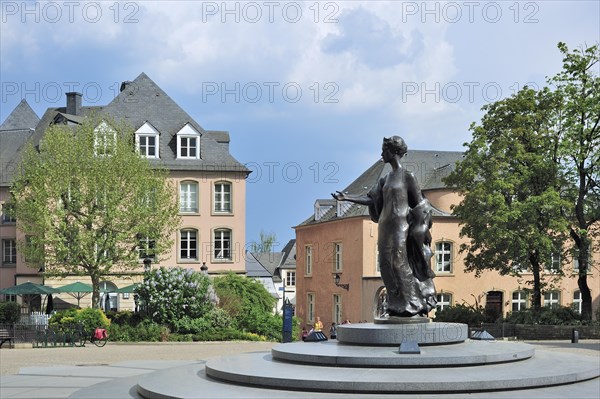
[200,348,599,394]
[271,340,535,367]
[336,321,468,345]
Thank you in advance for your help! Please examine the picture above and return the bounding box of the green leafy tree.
[0,302,21,324]
[550,43,600,321]
[249,230,277,253]
[11,118,179,308]
[213,273,278,335]
[136,267,218,328]
[445,87,570,310]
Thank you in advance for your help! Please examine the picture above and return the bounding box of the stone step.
[271,340,534,367]
[203,349,599,393]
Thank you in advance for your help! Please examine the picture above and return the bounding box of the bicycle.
[72,323,108,347]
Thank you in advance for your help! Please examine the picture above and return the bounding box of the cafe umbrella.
[55,281,93,307]
[116,283,140,294]
[0,282,60,313]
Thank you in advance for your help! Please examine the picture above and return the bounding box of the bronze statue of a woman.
[333,136,436,318]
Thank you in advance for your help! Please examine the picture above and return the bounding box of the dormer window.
[176,123,201,159]
[135,122,160,159]
[94,121,116,156]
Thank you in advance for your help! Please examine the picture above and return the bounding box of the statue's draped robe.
[368,170,437,317]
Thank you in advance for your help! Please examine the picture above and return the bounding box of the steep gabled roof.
[245,239,297,281]
[297,150,463,226]
[280,239,297,269]
[0,100,40,186]
[28,105,104,150]
[102,73,249,173]
[22,73,248,175]
[0,129,35,186]
[0,100,39,130]
[245,252,274,278]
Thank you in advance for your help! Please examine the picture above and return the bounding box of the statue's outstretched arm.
[331,191,373,206]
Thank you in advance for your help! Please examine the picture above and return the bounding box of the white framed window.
[1,202,16,223]
[179,181,198,213]
[214,182,232,213]
[122,293,130,299]
[307,292,315,323]
[545,254,561,273]
[543,291,561,308]
[285,271,296,287]
[137,236,156,260]
[435,241,452,273]
[305,245,313,276]
[333,294,342,324]
[135,122,160,158]
[176,123,201,159]
[94,121,116,156]
[2,239,17,264]
[138,135,157,157]
[511,291,528,311]
[334,242,342,272]
[180,229,198,261]
[573,290,582,314]
[572,246,591,273]
[436,293,452,310]
[214,229,232,261]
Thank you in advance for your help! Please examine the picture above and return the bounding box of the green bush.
[434,304,489,326]
[50,308,110,332]
[191,328,268,342]
[241,307,283,341]
[214,273,276,316]
[106,310,144,326]
[213,273,278,336]
[108,320,162,341]
[0,301,21,324]
[505,306,582,325]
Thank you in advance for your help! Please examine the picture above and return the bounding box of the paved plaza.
[0,340,598,398]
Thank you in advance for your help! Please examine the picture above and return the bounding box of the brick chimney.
[66,92,82,115]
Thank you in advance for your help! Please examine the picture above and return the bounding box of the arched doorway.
[99,281,118,313]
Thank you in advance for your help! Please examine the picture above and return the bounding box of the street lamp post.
[334,273,349,290]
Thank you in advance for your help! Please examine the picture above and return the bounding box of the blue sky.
[1,1,599,249]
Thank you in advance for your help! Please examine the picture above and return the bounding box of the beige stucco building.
[0,73,249,312]
[295,150,599,330]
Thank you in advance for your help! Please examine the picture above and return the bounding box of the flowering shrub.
[136,267,218,328]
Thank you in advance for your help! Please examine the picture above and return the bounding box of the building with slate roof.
[0,100,40,302]
[0,73,250,312]
[294,149,599,329]
[246,239,297,314]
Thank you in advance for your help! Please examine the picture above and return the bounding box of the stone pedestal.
[136,321,600,397]
[337,321,468,345]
